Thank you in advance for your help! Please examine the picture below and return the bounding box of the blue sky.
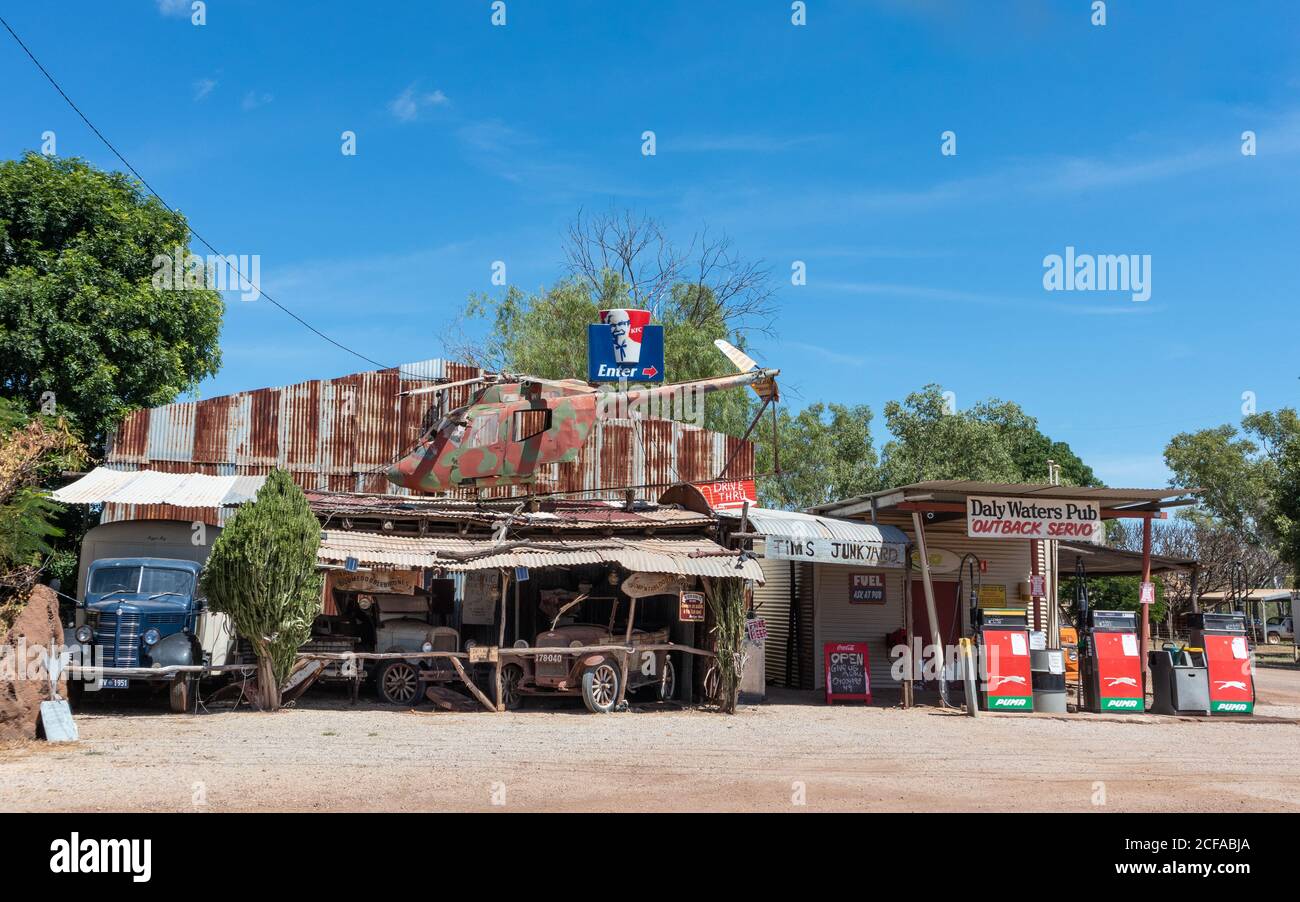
[3,1,1298,488]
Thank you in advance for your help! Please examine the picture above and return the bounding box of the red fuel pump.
[971,608,1033,711]
[1082,609,1144,713]
[1189,612,1255,714]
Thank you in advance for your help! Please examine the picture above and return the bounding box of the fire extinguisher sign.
[824,642,871,705]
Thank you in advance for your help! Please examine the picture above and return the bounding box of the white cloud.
[192,78,217,101]
[387,84,450,123]
[241,90,274,111]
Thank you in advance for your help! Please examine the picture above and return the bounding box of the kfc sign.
[966,495,1103,544]
[587,309,665,382]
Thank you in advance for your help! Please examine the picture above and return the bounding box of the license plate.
[102,678,129,689]
[537,653,564,665]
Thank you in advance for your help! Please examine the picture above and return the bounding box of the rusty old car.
[502,595,676,712]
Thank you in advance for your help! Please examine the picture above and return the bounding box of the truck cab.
[73,557,223,712]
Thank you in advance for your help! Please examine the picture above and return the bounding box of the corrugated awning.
[52,467,266,507]
[317,531,765,583]
[720,507,908,546]
[1057,541,1197,575]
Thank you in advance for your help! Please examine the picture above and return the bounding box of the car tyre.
[377,660,423,706]
[581,661,620,713]
[1266,632,1280,645]
[501,664,524,711]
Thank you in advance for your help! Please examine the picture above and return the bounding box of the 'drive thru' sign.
[966,495,1103,544]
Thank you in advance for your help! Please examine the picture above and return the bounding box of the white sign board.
[967,495,1104,544]
[766,536,905,568]
[460,571,500,625]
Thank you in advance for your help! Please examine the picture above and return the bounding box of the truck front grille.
[95,613,142,667]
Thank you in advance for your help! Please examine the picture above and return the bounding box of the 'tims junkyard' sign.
[767,536,905,567]
[966,495,1103,544]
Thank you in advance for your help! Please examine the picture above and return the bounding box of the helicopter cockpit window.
[512,408,551,441]
[465,412,501,448]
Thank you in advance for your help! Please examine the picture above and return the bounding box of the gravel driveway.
[3,668,1297,813]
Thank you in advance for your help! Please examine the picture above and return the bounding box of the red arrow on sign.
[642,366,658,378]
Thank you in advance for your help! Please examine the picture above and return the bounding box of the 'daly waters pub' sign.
[966,495,1104,544]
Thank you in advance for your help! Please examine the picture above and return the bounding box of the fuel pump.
[970,607,1033,711]
[1188,612,1255,714]
[1081,609,1144,712]
[1074,555,1145,713]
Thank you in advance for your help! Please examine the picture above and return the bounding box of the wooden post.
[911,511,947,705]
[615,596,637,707]
[1140,515,1153,705]
[1030,538,1042,633]
[450,656,498,713]
[495,568,509,712]
[903,551,914,708]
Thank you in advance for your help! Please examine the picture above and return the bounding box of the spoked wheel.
[582,661,621,713]
[501,664,524,711]
[377,661,422,706]
[703,665,721,703]
[658,656,676,702]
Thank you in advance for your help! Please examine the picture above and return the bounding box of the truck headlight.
[75,625,93,644]
[142,628,161,646]
[513,639,529,649]
[421,641,434,653]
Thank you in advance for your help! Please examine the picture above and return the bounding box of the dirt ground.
[2,667,1298,813]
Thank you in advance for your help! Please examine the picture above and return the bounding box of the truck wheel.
[658,656,676,701]
[169,675,192,714]
[581,661,620,713]
[377,661,422,706]
[501,664,524,711]
[1266,632,1280,645]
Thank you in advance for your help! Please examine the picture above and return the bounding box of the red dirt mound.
[0,585,66,741]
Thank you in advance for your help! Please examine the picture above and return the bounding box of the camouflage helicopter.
[385,340,779,494]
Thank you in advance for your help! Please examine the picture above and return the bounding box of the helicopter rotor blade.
[397,374,493,398]
[714,338,760,373]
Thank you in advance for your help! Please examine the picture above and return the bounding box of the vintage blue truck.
[72,557,233,712]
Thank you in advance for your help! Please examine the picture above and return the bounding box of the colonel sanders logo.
[600,308,651,364]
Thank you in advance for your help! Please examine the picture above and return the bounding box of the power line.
[0,13,400,374]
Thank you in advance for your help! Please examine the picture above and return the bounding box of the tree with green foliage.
[199,469,322,710]
[877,385,1099,489]
[1165,408,1299,587]
[0,153,224,450]
[0,398,85,595]
[447,210,774,438]
[752,402,876,509]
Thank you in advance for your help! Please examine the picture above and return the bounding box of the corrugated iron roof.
[317,531,764,582]
[306,490,714,530]
[53,467,266,507]
[718,507,909,547]
[104,360,753,500]
[1056,541,1197,575]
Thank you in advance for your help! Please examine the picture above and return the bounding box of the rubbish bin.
[1149,649,1210,715]
[1030,649,1068,713]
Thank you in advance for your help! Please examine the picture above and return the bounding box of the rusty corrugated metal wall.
[104,360,754,502]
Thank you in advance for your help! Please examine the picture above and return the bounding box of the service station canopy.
[808,480,1200,527]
